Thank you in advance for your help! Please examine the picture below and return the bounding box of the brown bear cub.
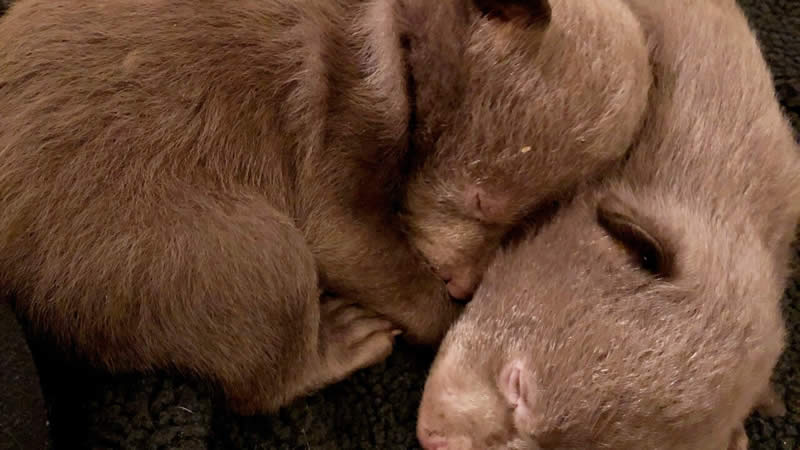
[0,0,648,414]
[401,0,651,299]
[416,0,800,449]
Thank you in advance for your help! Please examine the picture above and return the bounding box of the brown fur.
[0,0,649,416]
[401,0,652,299]
[0,0,470,415]
[417,0,800,448]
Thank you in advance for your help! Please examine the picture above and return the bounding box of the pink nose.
[435,266,475,300]
[446,281,470,300]
[419,434,448,450]
[445,269,476,300]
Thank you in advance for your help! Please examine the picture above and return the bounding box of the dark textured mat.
[1,0,799,449]
[0,302,48,450]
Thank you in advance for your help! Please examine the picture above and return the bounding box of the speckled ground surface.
[2,0,799,449]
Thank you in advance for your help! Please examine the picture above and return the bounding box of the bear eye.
[596,194,675,278]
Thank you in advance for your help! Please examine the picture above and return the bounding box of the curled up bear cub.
[416,0,800,449]
[0,0,650,414]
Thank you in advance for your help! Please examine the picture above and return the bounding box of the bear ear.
[473,0,552,27]
[464,184,514,224]
[499,359,543,433]
[500,359,563,446]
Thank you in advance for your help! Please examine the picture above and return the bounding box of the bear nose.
[418,432,448,450]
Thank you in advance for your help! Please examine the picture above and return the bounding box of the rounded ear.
[596,192,676,278]
[473,0,552,26]
[499,359,526,407]
[499,360,542,433]
[464,184,513,224]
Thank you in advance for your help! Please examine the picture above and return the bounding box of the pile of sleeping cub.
[0,0,798,448]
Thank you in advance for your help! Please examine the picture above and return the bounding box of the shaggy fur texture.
[25,1,793,448]
[0,0,653,417]
[1,0,798,449]
[417,0,800,448]
[401,0,651,299]
[0,0,464,416]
